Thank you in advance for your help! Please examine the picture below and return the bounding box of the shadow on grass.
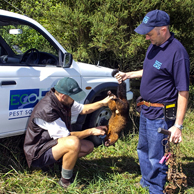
[0,134,27,173]
[0,117,193,193]
[75,155,141,185]
[31,155,141,188]
[0,133,140,187]
[181,157,194,189]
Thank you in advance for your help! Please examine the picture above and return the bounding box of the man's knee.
[64,136,81,152]
[52,136,81,161]
[58,136,81,152]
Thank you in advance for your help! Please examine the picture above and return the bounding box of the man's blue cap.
[54,77,86,101]
[134,10,170,35]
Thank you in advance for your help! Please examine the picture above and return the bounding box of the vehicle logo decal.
[9,89,48,120]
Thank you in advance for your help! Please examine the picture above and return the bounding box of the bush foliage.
[1,0,194,73]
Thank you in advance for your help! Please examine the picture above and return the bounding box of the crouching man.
[23,77,113,188]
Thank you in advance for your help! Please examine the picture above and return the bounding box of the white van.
[0,10,133,145]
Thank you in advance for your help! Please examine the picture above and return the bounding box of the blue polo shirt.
[140,33,190,119]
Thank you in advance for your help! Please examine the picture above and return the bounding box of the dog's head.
[107,90,117,99]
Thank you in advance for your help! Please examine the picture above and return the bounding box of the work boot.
[58,177,74,188]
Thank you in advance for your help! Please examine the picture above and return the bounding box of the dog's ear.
[111,69,119,78]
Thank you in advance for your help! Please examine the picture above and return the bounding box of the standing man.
[24,77,113,188]
[116,10,190,194]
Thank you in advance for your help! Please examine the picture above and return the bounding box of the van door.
[0,23,80,138]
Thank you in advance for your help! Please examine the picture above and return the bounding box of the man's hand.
[90,126,107,136]
[100,95,113,106]
[169,125,182,143]
[115,70,143,83]
[115,72,127,83]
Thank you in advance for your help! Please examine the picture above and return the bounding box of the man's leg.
[52,135,81,169]
[78,139,94,158]
[52,136,94,188]
[143,114,174,194]
[146,115,168,194]
[137,112,151,188]
[52,135,81,188]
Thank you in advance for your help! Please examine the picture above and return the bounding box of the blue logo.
[9,89,48,120]
[153,60,162,69]
[143,16,149,24]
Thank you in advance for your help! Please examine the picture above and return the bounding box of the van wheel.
[86,107,112,147]
[89,106,111,127]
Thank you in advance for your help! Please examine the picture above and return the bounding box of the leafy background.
[1,1,194,193]
[1,0,194,73]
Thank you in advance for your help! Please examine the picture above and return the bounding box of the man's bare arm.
[80,96,113,115]
[70,126,107,139]
[169,91,189,143]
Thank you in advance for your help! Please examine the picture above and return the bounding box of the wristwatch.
[174,124,183,130]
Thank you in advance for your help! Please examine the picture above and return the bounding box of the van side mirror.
[63,53,73,68]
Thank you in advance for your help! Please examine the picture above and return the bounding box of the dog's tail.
[111,69,126,99]
[117,82,127,100]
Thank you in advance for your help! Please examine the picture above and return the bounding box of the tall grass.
[0,98,194,193]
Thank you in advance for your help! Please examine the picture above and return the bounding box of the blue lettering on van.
[9,89,48,119]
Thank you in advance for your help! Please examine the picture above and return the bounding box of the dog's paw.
[104,139,110,147]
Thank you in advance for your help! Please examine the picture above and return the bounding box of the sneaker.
[58,177,74,188]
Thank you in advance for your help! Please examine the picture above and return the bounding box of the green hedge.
[1,0,194,73]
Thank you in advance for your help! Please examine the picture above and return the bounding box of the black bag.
[163,102,177,120]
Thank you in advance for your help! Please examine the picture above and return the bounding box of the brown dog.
[104,70,129,146]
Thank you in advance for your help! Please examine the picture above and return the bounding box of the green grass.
[0,109,194,194]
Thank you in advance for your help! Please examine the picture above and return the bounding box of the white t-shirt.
[34,101,83,139]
